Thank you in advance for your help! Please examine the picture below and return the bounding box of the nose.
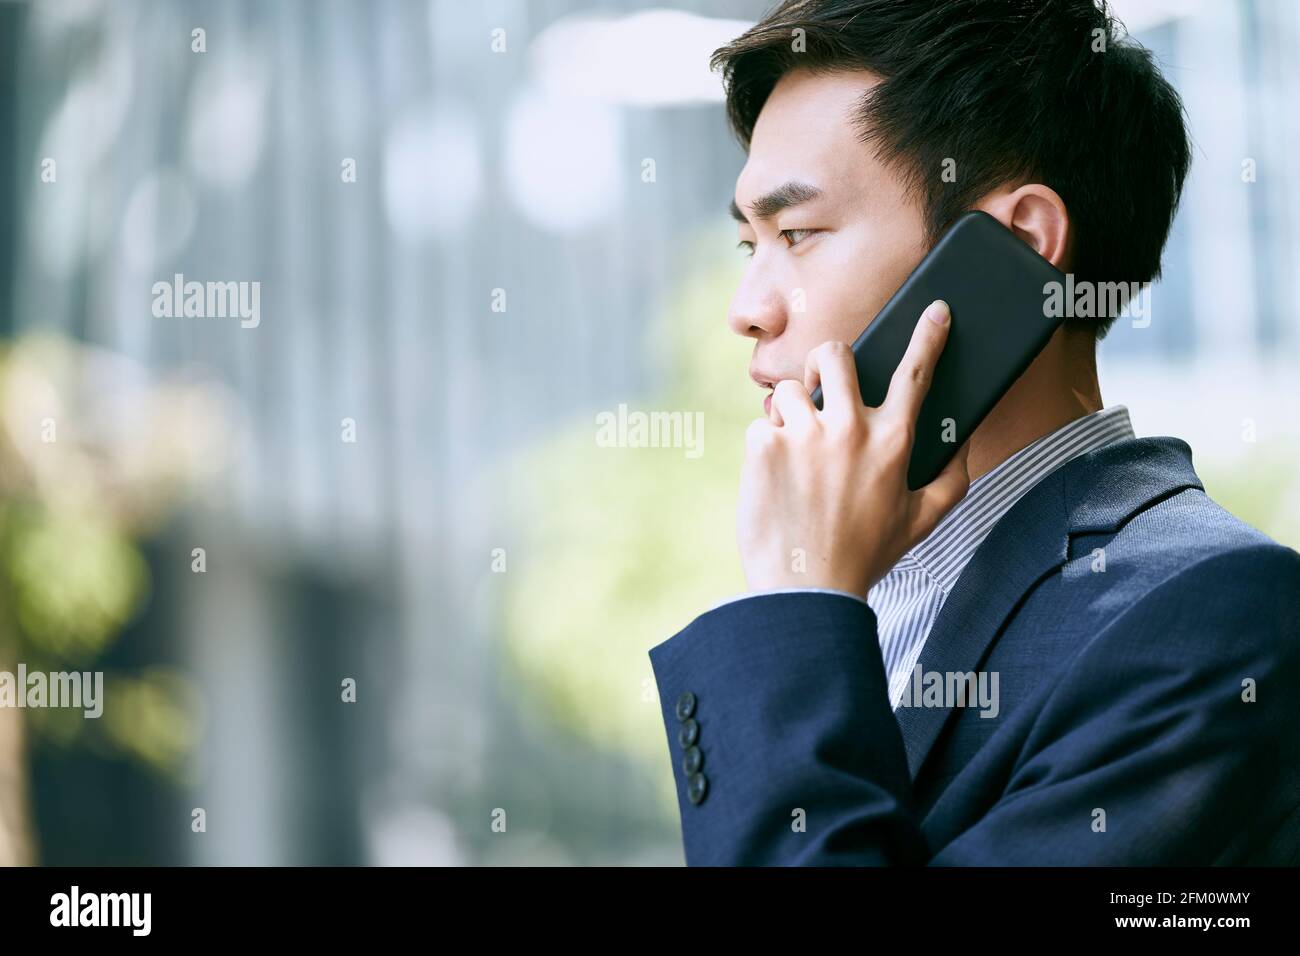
[727,269,788,341]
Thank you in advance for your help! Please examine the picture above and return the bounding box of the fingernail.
[926,300,950,325]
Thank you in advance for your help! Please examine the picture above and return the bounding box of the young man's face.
[730,68,930,415]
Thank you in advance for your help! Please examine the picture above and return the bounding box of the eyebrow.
[729,180,824,223]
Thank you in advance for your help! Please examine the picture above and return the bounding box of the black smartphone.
[809,210,1067,490]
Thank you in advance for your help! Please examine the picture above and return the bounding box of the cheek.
[815,224,927,337]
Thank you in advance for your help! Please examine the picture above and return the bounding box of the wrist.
[745,570,870,596]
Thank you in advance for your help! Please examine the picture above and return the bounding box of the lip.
[750,367,777,416]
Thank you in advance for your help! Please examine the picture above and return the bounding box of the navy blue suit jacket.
[649,436,1300,865]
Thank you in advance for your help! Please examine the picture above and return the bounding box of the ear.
[976,184,1071,271]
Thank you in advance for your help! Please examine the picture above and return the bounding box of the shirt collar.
[904,404,1136,595]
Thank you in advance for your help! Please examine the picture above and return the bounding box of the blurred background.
[0,0,1295,865]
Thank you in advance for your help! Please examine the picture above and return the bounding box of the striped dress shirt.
[870,404,1134,708]
[707,404,1136,709]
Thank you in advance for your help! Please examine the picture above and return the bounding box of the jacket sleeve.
[648,590,929,865]
[648,545,1300,866]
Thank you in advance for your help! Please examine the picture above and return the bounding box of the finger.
[804,341,860,419]
[910,437,971,537]
[771,378,816,431]
[882,299,950,424]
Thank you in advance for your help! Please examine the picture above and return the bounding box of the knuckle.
[882,421,913,458]
[830,409,866,443]
[772,379,804,401]
[815,340,850,362]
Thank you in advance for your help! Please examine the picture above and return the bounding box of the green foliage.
[0,502,149,664]
[0,334,205,778]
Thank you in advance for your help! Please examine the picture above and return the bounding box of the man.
[648,0,1300,865]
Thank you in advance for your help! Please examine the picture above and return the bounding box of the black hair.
[712,0,1192,339]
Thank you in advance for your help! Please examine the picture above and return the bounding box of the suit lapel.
[892,436,1203,780]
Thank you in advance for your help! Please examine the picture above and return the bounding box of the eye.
[735,229,820,258]
[780,228,818,248]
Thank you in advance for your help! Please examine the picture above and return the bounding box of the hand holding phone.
[740,304,971,596]
[809,210,1067,489]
